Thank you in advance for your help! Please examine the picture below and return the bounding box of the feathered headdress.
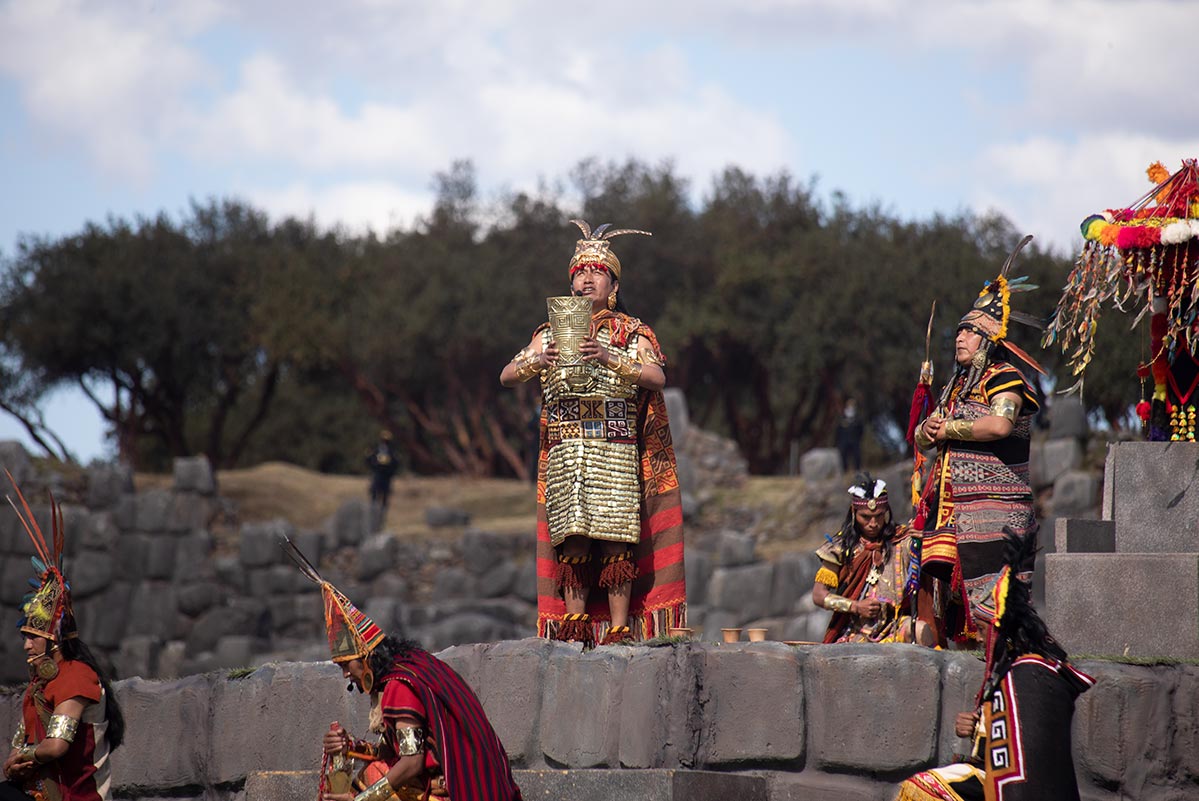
[847,476,888,511]
[8,473,75,643]
[282,537,385,684]
[567,219,652,280]
[957,234,1047,376]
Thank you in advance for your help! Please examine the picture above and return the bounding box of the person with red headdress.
[283,539,522,801]
[500,219,686,647]
[1,486,125,801]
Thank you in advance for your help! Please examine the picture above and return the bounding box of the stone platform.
[1046,441,1199,659]
[0,641,1190,800]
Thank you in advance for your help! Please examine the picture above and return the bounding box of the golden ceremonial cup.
[546,296,592,364]
[546,296,597,392]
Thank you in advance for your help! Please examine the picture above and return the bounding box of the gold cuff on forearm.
[989,397,1018,422]
[46,714,78,744]
[608,352,643,384]
[17,744,37,764]
[511,348,542,383]
[393,725,425,757]
[11,722,24,749]
[823,594,853,613]
[354,776,395,801]
[944,419,976,441]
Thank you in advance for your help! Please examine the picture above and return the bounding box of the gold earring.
[607,291,617,310]
[971,349,987,369]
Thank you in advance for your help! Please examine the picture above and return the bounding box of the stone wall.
[0,642,1188,801]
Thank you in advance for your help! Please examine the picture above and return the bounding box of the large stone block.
[144,536,178,579]
[1046,554,1199,658]
[619,645,704,769]
[79,510,120,550]
[801,448,842,481]
[0,441,32,485]
[540,646,631,768]
[77,581,133,648]
[713,530,757,567]
[240,519,293,567]
[1049,396,1089,440]
[806,645,941,772]
[937,654,986,764]
[127,582,180,639]
[208,662,370,784]
[515,768,767,801]
[174,530,215,582]
[110,674,211,792]
[133,489,174,533]
[771,552,818,617]
[765,771,894,801]
[1054,518,1115,554]
[1108,441,1199,550]
[461,530,518,574]
[86,462,133,509]
[708,563,774,620]
[477,561,518,598]
[1072,662,1169,790]
[1038,438,1084,489]
[1172,666,1199,783]
[172,455,216,495]
[664,387,691,445]
[473,638,551,767]
[168,493,216,533]
[114,635,160,679]
[357,533,398,581]
[698,643,803,767]
[330,499,371,546]
[684,549,712,607]
[1052,470,1102,517]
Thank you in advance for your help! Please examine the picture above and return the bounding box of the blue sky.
[1,0,1197,463]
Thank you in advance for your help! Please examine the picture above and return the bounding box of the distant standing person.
[835,399,864,472]
[365,430,399,517]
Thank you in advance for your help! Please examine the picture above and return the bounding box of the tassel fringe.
[553,613,596,650]
[597,552,638,588]
[557,554,593,591]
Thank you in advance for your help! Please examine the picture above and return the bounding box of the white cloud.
[0,0,218,181]
[975,135,1199,254]
[243,179,432,235]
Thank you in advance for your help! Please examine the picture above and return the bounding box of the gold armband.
[989,397,1018,422]
[46,714,78,744]
[353,776,395,801]
[11,721,24,749]
[944,419,976,441]
[641,348,664,367]
[511,348,542,383]
[393,725,425,757]
[608,352,644,384]
[815,566,839,589]
[823,594,853,613]
[17,744,39,764]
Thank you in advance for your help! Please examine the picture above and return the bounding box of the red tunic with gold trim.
[19,660,112,801]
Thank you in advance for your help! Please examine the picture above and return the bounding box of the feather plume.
[600,228,652,240]
[999,234,1035,278]
[281,535,325,587]
[1008,310,1045,329]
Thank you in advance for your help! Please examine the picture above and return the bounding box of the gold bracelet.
[823,594,853,613]
[609,352,644,384]
[511,348,542,383]
[11,722,24,749]
[914,425,934,450]
[353,776,395,801]
[944,419,976,441]
[989,397,1018,422]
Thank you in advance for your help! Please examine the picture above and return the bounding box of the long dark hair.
[366,635,423,683]
[838,473,898,565]
[979,526,1067,701]
[59,637,125,751]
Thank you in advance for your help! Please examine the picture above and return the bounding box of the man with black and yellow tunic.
[915,236,1044,638]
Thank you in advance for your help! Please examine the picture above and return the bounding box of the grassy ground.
[136,462,538,538]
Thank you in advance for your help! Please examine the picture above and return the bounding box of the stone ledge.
[1055,518,1116,554]
[245,769,768,801]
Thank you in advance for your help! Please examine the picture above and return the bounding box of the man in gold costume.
[501,220,687,647]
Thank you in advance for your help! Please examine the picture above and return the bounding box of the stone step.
[245,768,769,801]
[1105,442,1199,552]
[1054,518,1115,553]
[1045,552,1199,658]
